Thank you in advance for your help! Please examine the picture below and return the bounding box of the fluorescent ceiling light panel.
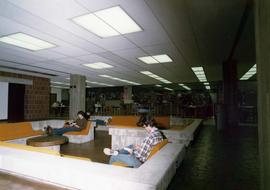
[0,33,55,51]
[152,54,173,63]
[86,80,114,87]
[138,56,159,64]
[138,54,172,64]
[191,67,208,82]
[140,71,172,84]
[191,67,204,72]
[72,14,119,37]
[51,82,70,86]
[99,75,140,85]
[205,85,211,90]
[72,6,142,38]
[164,87,173,91]
[240,64,257,80]
[83,62,113,69]
[95,6,142,34]
[51,85,69,89]
[179,84,191,91]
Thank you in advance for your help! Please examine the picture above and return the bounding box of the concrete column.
[256,0,270,189]
[123,86,133,104]
[223,60,238,128]
[69,74,86,119]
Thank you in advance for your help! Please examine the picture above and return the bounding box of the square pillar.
[69,74,85,119]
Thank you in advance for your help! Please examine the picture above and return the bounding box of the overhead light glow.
[152,54,173,63]
[0,33,56,51]
[99,75,140,85]
[140,71,172,84]
[240,64,256,80]
[83,62,113,69]
[72,6,142,38]
[86,80,114,87]
[155,84,162,87]
[191,67,208,82]
[205,85,211,90]
[179,83,191,91]
[138,56,159,64]
[51,81,70,86]
[138,54,173,64]
[50,85,69,89]
[164,87,173,91]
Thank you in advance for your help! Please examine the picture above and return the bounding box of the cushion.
[0,141,60,156]
[60,154,92,161]
[109,116,140,127]
[155,116,170,129]
[111,139,169,167]
[112,162,130,167]
[65,121,92,135]
[147,139,169,160]
[0,122,42,141]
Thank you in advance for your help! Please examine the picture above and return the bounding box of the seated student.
[103,116,163,168]
[84,111,111,126]
[46,111,87,136]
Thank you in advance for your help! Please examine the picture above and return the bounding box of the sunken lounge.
[0,0,266,190]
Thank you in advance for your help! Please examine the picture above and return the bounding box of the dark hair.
[77,111,85,117]
[142,115,156,128]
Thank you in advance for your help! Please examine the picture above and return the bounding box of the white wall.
[0,82,8,120]
[51,88,62,102]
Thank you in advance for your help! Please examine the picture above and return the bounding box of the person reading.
[103,116,163,168]
[45,111,87,136]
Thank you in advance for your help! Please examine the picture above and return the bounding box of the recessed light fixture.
[179,83,191,91]
[83,62,113,69]
[191,67,208,82]
[86,80,114,87]
[51,81,70,86]
[205,85,211,90]
[164,87,173,91]
[140,71,172,84]
[72,6,142,38]
[240,64,256,80]
[50,85,69,89]
[138,56,159,64]
[99,75,140,85]
[138,54,173,64]
[0,33,56,51]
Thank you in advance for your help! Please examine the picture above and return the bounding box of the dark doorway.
[8,83,25,122]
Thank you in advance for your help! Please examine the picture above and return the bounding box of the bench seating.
[0,140,185,190]
[109,118,202,149]
[109,115,170,129]
[112,139,169,167]
[64,121,94,143]
[0,122,42,141]
[0,120,94,144]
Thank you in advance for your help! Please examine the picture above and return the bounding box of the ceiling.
[0,0,255,88]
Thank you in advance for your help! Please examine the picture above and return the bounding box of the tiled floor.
[168,123,259,190]
[0,122,259,190]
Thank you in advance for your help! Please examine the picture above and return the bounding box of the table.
[26,136,68,152]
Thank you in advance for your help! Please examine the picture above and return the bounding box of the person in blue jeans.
[46,111,87,136]
[103,116,163,168]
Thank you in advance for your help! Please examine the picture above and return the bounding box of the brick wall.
[0,71,50,120]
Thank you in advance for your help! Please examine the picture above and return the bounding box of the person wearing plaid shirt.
[104,117,163,168]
